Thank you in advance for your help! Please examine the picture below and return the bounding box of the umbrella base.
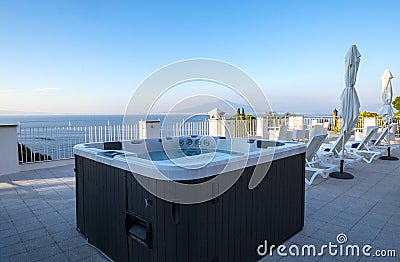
[329,171,354,179]
[380,156,399,161]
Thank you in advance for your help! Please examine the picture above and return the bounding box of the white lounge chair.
[373,123,398,148]
[269,125,289,141]
[291,124,306,141]
[317,126,363,168]
[347,126,381,163]
[305,134,338,185]
[309,124,327,140]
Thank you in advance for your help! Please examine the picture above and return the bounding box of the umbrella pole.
[330,130,354,179]
[380,123,399,160]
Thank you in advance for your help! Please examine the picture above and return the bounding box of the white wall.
[364,117,377,127]
[139,120,161,139]
[256,117,269,138]
[208,119,234,137]
[0,124,19,175]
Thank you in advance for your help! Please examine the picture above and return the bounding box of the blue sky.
[1,0,400,115]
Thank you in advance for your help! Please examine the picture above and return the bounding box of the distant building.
[208,108,225,120]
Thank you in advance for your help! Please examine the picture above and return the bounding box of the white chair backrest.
[278,125,288,140]
[390,123,398,134]
[309,124,327,139]
[357,126,379,150]
[364,117,377,127]
[288,116,304,130]
[330,118,358,155]
[297,124,306,130]
[374,124,391,146]
[306,134,328,163]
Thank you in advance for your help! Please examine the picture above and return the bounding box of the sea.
[1,113,331,161]
[0,114,209,128]
[0,113,331,127]
[1,114,210,161]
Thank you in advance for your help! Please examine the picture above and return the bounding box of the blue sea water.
[1,113,331,162]
[0,114,209,161]
[0,114,209,127]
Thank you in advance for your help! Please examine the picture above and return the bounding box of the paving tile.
[0,234,21,248]
[2,150,400,261]
[64,243,101,261]
[0,242,26,258]
[14,220,43,234]
[358,213,391,230]
[28,202,52,211]
[26,244,64,261]
[19,227,50,241]
[328,212,361,231]
[51,228,82,243]
[58,235,87,252]
[36,212,66,226]
[0,221,14,231]
[38,252,69,262]
[76,252,109,261]
[31,206,55,216]
[23,234,57,251]
[380,222,400,235]
[302,218,327,237]
[1,252,31,262]
[0,227,19,238]
[45,221,74,234]
[372,230,400,249]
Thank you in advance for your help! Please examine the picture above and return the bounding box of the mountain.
[167,96,265,116]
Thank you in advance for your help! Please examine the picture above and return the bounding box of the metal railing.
[161,120,209,137]
[17,117,400,164]
[17,121,210,164]
[17,124,139,164]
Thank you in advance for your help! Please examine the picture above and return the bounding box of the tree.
[359,111,378,118]
[393,96,400,112]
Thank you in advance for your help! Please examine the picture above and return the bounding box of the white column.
[139,120,161,139]
[208,119,220,137]
[0,124,19,175]
[222,120,235,137]
[256,117,269,138]
[208,119,235,137]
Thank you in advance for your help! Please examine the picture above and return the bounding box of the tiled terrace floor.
[0,165,107,261]
[269,149,400,262]
[1,148,400,261]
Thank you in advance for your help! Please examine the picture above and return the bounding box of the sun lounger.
[269,125,289,141]
[305,134,337,185]
[317,122,363,168]
[347,126,381,163]
[373,123,398,148]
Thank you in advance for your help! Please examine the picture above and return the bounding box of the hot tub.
[74,136,306,261]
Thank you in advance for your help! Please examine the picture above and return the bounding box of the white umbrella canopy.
[340,45,361,132]
[378,69,395,124]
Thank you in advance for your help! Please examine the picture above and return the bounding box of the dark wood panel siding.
[75,156,85,234]
[75,153,305,262]
[75,156,128,261]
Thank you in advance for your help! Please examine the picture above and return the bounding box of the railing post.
[0,124,19,175]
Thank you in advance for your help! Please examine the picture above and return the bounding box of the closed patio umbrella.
[330,45,361,179]
[378,69,398,160]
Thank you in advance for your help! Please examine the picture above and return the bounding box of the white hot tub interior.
[74,136,305,181]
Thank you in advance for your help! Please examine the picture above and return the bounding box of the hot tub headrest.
[104,141,122,150]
